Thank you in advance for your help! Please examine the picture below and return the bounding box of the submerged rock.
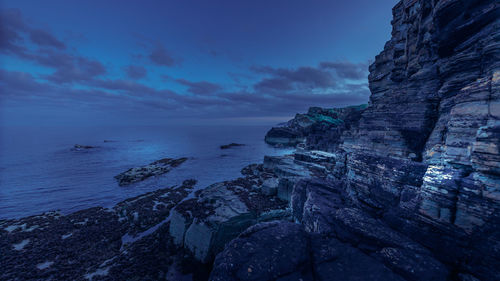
[114,157,188,186]
[220,143,245,149]
[73,144,97,150]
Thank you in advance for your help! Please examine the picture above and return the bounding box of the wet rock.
[220,143,245,149]
[114,157,188,186]
[73,144,97,150]
[0,180,196,280]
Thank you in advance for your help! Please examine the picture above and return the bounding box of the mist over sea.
[0,124,292,219]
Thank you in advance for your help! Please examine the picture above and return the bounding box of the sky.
[0,0,397,126]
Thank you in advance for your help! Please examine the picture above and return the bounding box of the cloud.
[1,8,370,123]
[41,52,107,84]
[319,61,368,80]
[251,65,336,92]
[149,44,177,66]
[0,9,65,52]
[175,78,222,95]
[254,77,293,91]
[123,65,147,79]
[28,28,66,49]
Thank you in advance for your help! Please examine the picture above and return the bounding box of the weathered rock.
[114,157,187,186]
[210,221,408,281]
[169,176,289,263]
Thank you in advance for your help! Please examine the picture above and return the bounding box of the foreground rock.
[0,180,202,280]
[115,157,188,186]
[220,143,245,149]
[169,166,290,263]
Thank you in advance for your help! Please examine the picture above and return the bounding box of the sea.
[0,124,293,219]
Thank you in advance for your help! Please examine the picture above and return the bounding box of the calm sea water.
[0,125,293,219]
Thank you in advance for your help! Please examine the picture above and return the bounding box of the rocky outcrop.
[169,167,290,263]
[264,105,367,149]
[114,157,187,186]
[0,180,203,280]
[213,0,500,280]
[220,143,245,149]
[210,221,446,281]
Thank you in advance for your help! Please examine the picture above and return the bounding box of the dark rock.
[73,144,97,150]
[169,175,289,263]
[264,105,367,149]
[114,157,188,186]
[220,143,245,149]
[209,221,312,281]
[210,221,407,281]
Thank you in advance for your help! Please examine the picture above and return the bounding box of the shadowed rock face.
[264,105,367,150]
[213,0,500,280]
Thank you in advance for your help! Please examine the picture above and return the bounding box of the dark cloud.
[251,65,335,92]
[123,65,147,79]
[0,9,65,52]
[149,44,177,66]
[319,61,368,80]
[29,28,66,49]
[175,78,222,95]
[42,53,107,84]
[1,8,370,121]
[0,69,52,96]
[0,9,28,54]
[254,78,293,91]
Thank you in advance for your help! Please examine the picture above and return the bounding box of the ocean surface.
[0,124,293,219]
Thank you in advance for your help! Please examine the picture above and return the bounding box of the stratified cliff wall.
[212,1,499,280]
[337,0,500,278]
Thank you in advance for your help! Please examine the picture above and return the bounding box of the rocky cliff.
[211,0,500,280]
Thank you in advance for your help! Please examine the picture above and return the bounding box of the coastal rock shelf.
[0,180,197,280]
[114,157,188,186]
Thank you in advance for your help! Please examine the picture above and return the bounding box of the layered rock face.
[338,0,500,278]
[212,0,500,280]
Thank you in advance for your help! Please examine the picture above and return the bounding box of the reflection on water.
[0,125,293,219]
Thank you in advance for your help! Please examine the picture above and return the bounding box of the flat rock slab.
[115,157,187,186]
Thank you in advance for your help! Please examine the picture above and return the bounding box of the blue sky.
[0,0,397,126]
